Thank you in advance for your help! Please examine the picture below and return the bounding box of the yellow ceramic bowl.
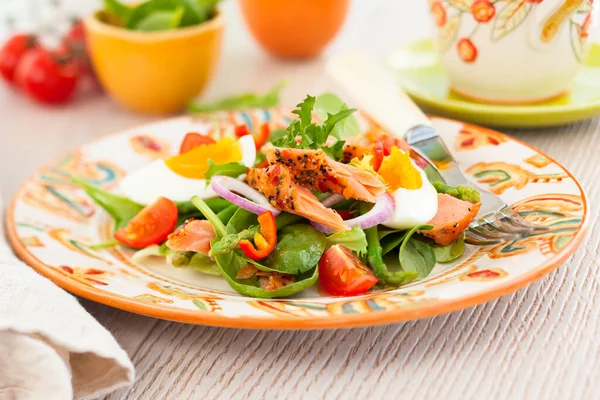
[84,11,223,114]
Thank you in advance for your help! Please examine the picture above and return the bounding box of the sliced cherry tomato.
[0,34,39,84]
[319,244,378,296]
[179,132,216,154]
[235,124,251,138]
[371,141,384,172]
[252,122,270,150]
[239,211,277,260]
[15,49,79,104]
[114,197,178,249]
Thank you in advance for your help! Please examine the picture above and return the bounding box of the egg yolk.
[165,138,242,179]
[378,146,422,192]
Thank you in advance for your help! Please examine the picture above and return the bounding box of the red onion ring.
[211,176,281,216]
[311,193,395,234]
[320,194,345,208]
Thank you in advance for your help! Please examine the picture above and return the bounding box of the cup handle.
[528,0,584,51]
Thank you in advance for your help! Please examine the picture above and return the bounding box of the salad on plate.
[76,94,482,298]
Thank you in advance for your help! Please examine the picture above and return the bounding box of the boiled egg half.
[378,147,439,230]
[120,135,256,205]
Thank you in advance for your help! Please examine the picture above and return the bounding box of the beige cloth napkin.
[0,202,134,400]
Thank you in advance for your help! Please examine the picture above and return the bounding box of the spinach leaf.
[103,0,133,25]
[175,197,230,215]
[225,208,257,234]
[213,245,318,298]
[398,225,435,279]
[216,204,238,225]
[205,160,247,181]
[431,233,465,263]
[134,7,184,31]
[73,177,142,229]
[179,0,219,27]
[399,238,436,279]
[187,81,286,113]
[380,231,407,256]
[266,225,326,275]
[275,212,304,229]
[361,203,418,286]
[314,92,360,138]
[325,226,367,257]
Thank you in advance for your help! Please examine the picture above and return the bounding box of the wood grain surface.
[1,1,599,399]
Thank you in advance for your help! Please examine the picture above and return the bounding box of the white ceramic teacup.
[428,0,597,104]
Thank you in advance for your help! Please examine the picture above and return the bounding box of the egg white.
[119,136,256,205]
[382,164,439,230]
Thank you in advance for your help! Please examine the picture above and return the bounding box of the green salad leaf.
[431,233,465,263]
[398,224,435,279]
[205,160,247,181]
[187,81,286,113]
[216,204,239,225]
[272,95,355,161]
[379,230,407,256]
[72,177,142,230]
[135,7,184,31]
[325,226,368,257]
[265,225,326,275]
[432,181,481,203]
[400,238,436,279]
[314,93,360,138]
[212,245,319,299]
[103,0,219,31]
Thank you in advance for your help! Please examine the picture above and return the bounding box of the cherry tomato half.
[114,197,178,249]
[318,244,378,296]
[0,34,39,84]
[179,132,216,154]
[15,49,79,104]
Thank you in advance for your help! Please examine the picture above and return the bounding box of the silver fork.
[405,125,548,244]
[326,51,548,243]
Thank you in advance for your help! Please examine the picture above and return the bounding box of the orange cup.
[239,0,350,59]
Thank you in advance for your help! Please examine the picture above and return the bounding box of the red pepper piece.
[235,124,251,138]
[239,211,277,260]
[252,122,270,150]
[371,141,384,172]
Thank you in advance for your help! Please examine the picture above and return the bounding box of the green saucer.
[386,39,600,128]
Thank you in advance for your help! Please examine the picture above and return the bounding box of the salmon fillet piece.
[246,164,348,231]
[166,219,215,255]
[263,144,386,203]
[421,194,481,246]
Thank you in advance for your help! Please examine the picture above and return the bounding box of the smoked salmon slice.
[246,164,348,231]
[421,194,481,246]
[166,219,215,255]
[262,144,386,203]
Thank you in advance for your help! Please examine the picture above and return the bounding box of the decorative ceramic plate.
[386,39,600,128]
[6,109,588,329]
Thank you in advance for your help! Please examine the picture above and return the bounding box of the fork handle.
[326,51,432,135]
[327,51,470,182]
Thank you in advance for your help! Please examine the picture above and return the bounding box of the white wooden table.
[2,1,600,399]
